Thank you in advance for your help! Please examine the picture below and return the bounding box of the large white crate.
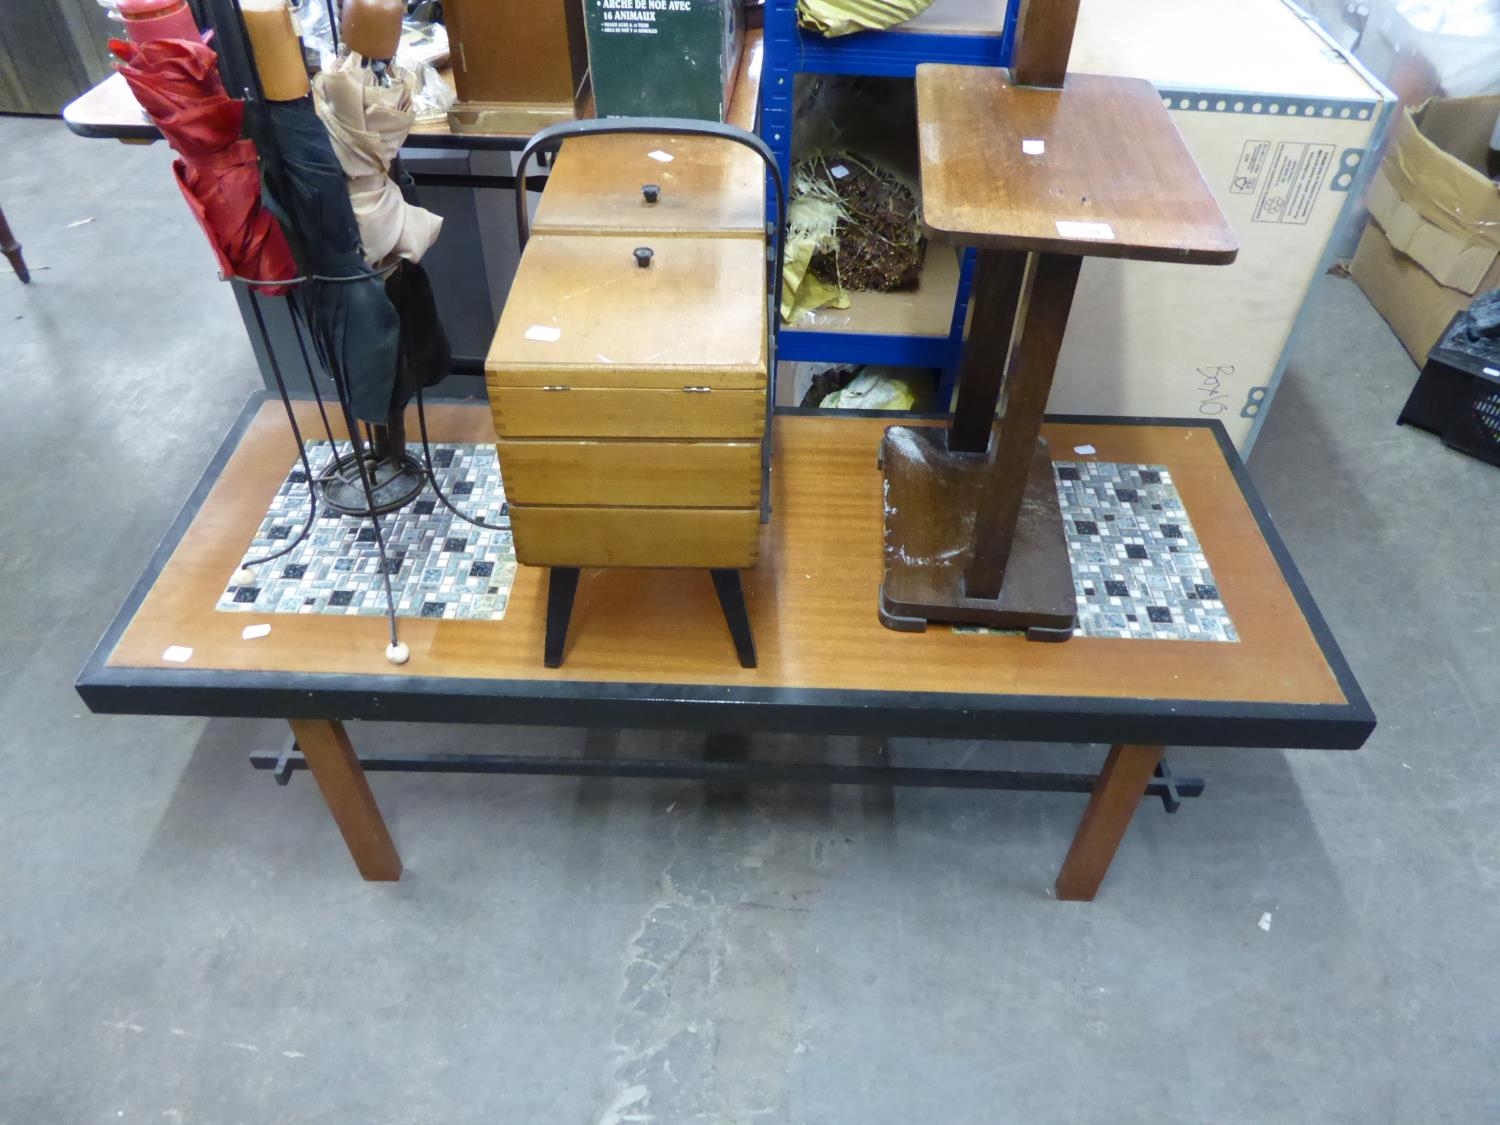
[1052,0,1394,450]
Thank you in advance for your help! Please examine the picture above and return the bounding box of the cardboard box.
[1052,0,1393,450]
[1351,95,1500,365]
[584,0,742,120]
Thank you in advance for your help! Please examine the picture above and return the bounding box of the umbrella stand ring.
[221,262,400,288]
[317,446,427,516]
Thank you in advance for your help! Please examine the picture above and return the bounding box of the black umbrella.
[201,0,400,423]
[264,97,401,424]
[385,257,451,412]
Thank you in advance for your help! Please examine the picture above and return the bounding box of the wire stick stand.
[207,0,507,667]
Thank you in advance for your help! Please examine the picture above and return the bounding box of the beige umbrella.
[312,53,442,269]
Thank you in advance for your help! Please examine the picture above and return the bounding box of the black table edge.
[75,393,1376,751]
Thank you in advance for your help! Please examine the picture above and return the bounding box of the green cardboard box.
[584,0,743,121]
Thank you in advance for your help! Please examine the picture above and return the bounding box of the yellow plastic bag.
[798,0,935,38]
[781,239,851,321]
[820,367,921,411]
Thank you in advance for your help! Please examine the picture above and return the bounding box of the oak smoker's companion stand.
[879,0,1239,638]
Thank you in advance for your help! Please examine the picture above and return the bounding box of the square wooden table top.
[915,65,1239,264]
[80,400,1371,749]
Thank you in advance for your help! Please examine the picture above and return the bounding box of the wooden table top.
[915,65,1239,263]
[63,30,763,149]
[79,400,1371,748]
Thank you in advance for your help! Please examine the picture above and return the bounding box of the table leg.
[288,718,402,881]
[964,251,1081,599]
[947,247,1030,454]
[545,566,581,668]
[1055,743,1162,901]
[1011,0,1083,89]
[0,206,30,284]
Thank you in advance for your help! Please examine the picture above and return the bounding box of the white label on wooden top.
[647,150,674,163]
[1022,139,1045,155]
[162,645,193,662]
[241,623,272,640]
[1056,220,1115,240]
[525,325,562,343]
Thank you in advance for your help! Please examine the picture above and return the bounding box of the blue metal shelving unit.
[760,0,1019,401]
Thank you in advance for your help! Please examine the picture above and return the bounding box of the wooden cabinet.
[485,229,769,571]
[486,129,771,665]
[445,0,591,133]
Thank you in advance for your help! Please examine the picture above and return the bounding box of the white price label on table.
[1056,220,1115,240]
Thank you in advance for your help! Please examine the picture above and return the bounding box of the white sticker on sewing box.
[525,324,562,343]
[1022,139,1045,155]
[647,149,674,163]
[830,164,850,179]
[1056,220,1115,240]
[162,645,193,663]
[242,623,272,640]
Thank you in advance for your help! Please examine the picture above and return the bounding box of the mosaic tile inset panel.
[1054,461,1236,642]
[221,444,1231,639]
[217,442,516,621]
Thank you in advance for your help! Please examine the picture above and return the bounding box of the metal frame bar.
[251,743,1205,812]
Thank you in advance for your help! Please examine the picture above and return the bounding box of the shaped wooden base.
[879,426,1075,640]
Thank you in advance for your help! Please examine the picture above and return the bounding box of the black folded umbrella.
[384,258,451,411]
[264,97,400,423]
[203,0,439,422]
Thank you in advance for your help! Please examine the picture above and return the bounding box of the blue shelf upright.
[759,0,1018,403]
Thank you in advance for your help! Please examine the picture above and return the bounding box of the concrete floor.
[2,113,1498,1124]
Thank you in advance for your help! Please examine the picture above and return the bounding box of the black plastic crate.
[1398,312,1500,468]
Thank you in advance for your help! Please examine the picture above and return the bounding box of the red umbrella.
[109,36,297,293]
